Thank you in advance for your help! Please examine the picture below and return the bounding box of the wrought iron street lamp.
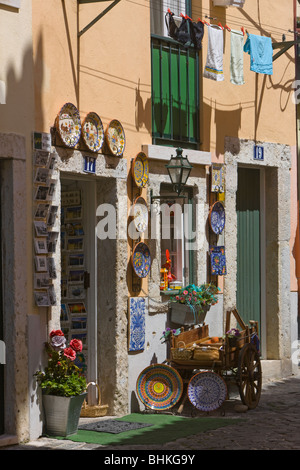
[165,147,193,195]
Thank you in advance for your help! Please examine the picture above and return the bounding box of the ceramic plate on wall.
[187,371,227,412]
[132,152,149,188]
[136,364,183,410]
[132,196,148,234]
[82,112,104,152]
[131,242,151,278]
[56,103,81,148]
[209,201,225,235]
[105,119,125,156]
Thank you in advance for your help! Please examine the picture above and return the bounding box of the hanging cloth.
[243,33,273,75]
[230,29,245,85]
[204,24,224,81]
[165,11,193,48]
[190,20,205,50]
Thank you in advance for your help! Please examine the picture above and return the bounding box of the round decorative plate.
[132,152,149,188]
[56,103,81,148]
[132,196,148,234]
[136,364,183,410]
[131,242,151,278]
[209,201,225,235]
[187,371,227,412]
[82,112,104,152]
[105,119,125,156]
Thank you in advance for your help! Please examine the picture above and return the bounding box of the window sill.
[142,144,211,166]
[160,290,180,296]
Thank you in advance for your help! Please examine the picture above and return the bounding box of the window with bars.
[151,36,200,149]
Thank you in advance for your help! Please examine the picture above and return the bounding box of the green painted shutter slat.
[151,37,199,147]
[236,168,261,331]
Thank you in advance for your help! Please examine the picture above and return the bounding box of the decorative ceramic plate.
[132,196,148,234]
[82,112,104,152]
[105,119,125,156]
[132,152,149,188]
[136,364,183,410]
[56,103,81,148]
[209,201,225,235]
[187,371,227,412]
[131,242,151,278]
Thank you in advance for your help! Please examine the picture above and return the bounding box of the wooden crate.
[171,324,209,348]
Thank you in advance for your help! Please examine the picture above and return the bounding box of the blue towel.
[244,33,273,75]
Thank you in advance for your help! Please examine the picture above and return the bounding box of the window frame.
[151,35,200,150]
[159,184,195,293]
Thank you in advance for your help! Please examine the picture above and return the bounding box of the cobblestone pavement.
[2,374,300,451]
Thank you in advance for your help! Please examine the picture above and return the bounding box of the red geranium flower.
[50,329,64,338]
[70,339,83,353]
[63,347,76,361]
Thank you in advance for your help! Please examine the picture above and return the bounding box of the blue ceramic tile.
[128,297,147,351]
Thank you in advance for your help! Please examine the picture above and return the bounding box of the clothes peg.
[218,22,224,30]
[241,27,245,36]
[225,24,231,32]
[185,14,193,21]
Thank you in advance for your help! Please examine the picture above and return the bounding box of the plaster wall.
[199,0,296,158]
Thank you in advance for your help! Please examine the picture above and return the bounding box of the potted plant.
[169,283,220,325]
[225,328,241,347]
[34,329,87,437]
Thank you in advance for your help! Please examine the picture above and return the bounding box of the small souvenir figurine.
[160,268,168,290]
[162,249,176,286]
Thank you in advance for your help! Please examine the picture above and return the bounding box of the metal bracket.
[272,39,300,61]
[78,0,121,37]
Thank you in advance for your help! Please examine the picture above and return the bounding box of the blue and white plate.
[209,201,225,235]
[188,371,227,411]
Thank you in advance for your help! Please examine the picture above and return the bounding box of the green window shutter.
[151,37,199,148]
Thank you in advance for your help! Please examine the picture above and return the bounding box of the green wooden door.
[236,168,261,331]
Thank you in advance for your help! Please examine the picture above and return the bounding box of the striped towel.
[204,24,224,81]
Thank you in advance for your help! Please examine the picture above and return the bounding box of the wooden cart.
[167,308,262,411]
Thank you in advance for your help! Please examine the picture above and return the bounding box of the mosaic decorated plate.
[132,152,149,188]
[187,371,227,412]
[82,112,104,153]
[209,201,225,235]
[56,103,81,148]
[136,364,183,410]
[105,119,125,156]
[132,196,148,234]
[131,242,151,278]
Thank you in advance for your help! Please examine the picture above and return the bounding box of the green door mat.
[53,413,243,446]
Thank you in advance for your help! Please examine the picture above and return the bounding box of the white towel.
[204,25,224,82]
[230,29,245,85]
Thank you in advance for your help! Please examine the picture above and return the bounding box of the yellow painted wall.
[198,0,297,160]
[32,0,152,155]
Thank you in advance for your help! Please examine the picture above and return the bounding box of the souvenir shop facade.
[1,0,296,444]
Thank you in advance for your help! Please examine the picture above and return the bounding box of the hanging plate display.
[105,119,125,156]
[132,152,149,188]
[209,201,225,235]
[187,371,227,412]
[132,196,148,234]
[56,102,81,148]
[136,364,183,410]
[82,112,104,153]
[131,242,151,278]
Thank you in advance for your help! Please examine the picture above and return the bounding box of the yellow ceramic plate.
[132,152,149,187]
[82,112,104,152]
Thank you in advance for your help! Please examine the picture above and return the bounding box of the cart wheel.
[237,343,262,409]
